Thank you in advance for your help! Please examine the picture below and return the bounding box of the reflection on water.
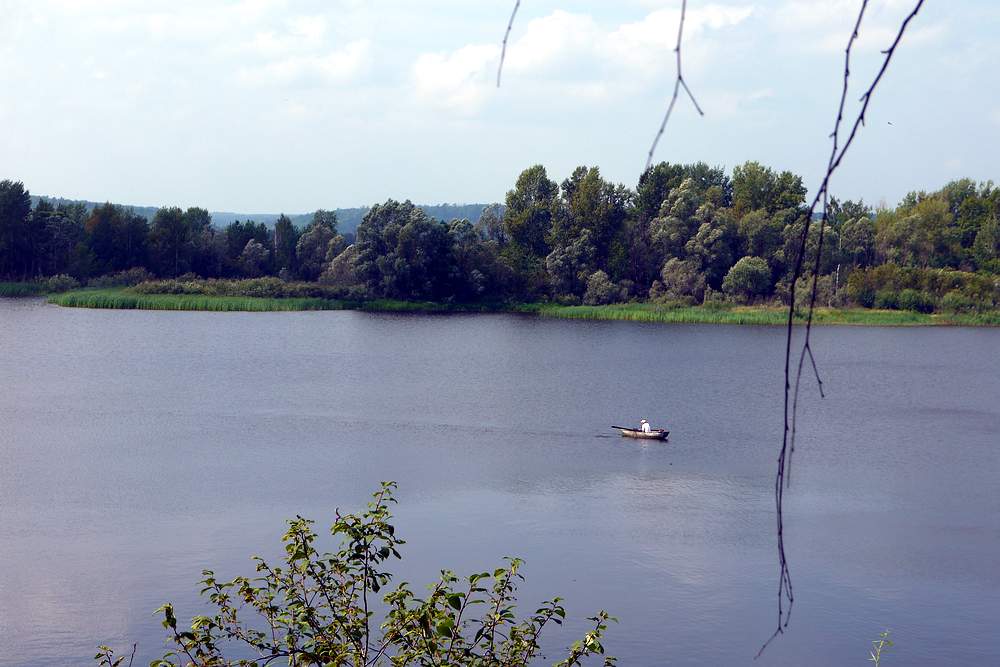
[0,299,998,665]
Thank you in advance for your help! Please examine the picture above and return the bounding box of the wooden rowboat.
[612,426,669,441]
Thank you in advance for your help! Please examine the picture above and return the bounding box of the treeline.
[1,163,998,311]
[27,195,492,236]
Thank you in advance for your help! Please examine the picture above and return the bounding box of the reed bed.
[45,288,1000,325]
[47,290,498,314]
[0,282,48,297]
[533,303,1000,326]
[48,289,346,312]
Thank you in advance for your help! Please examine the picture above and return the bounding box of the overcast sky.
[0,0,996,212]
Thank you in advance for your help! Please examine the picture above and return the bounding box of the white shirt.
[641,422,651,433]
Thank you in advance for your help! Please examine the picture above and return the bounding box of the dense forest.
[2,161,998,312]
[27,196,490,235]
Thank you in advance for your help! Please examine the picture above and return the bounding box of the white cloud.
[408,4,753,114]
[773,0,946,53]
[412,44,499,113]
[238,40,370,87]
[698,86,775,119]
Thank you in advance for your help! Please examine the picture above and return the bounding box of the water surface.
[0,298,997,665]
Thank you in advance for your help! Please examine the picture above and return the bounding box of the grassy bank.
[46,288,502,314]
[44,287,1000,325]
[49,289,346,311]
[0,282,49,297]
[530,302,1000,326]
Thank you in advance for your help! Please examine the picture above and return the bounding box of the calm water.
[0,298,997,666]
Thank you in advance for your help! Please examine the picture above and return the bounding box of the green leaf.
[435,618,454,637]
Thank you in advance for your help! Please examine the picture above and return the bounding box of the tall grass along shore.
[0,281,49,297]
[39,287,1000,326]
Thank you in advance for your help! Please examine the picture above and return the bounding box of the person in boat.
[640,419,651,433]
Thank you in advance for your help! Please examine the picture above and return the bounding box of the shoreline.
[32,287,1000,326]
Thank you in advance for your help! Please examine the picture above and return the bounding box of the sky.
[0,0,997,213]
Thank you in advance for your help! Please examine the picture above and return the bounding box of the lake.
[0,298,997,665]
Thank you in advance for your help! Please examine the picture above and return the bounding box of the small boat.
[612,426,669,441]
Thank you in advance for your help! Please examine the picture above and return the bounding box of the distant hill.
[31,196,499,235]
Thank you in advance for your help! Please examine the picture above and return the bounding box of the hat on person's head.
[641,419,648,423]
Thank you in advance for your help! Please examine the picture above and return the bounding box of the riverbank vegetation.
[44,285,1000,326]
[2,163,998,317]
[95,482,616,667]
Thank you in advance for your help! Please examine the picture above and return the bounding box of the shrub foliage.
[97,483,616,667]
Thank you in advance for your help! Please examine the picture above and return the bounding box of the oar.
[611,425,636,431]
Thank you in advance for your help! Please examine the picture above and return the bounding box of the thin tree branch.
[645,0,705,170]
[760,0,925,657]
[497,0,521,88]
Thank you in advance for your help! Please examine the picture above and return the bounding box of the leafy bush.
[96,483,616,667]
[940,289,979,313]
[133,278,352,300]
[897,288,936,313]
[87,267,153,288]
[654,258,706,304]
[873,289,899,310]
[45,274,80,292]
[320,244,361,288]
[852,284,877,308]
[722,256,771,303]
[792,274,843,310]
[846,265,998,309]
[583,270,624,305]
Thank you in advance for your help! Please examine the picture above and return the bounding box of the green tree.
[0,180,33,278]
[393,215,454,299]
[474,203,507,245]
[635,162,685,225]
[722,255,772,302]
[84,203,150,275]
[732,161,805,215]
[684,206,739,288]
[179,208,218,278]
[583,270,624,305]
[320,243,361,288]
[876,197,960,268]
[223,220,271,276]
[150,207,192,277]
[738,209,784,267]
[681,162,732,206]
[354,200,455,300]
[779,217,841,278]
[972,215,999,269]
[546,229,596,298]
[549,166,628,266]
[654,257,706,303]
[239,239,269,277]
[502,165,558,258]
[649,177,703,262]
[297,220,342,281]
[311,208,339,233]
[273,214,300,276]
[35,201,83,276]
[839,214,877,268]
[449,218,508,301]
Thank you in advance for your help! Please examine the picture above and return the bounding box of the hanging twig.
[759,0,926,658]
[497,0,521,88]
[496,0,703,168]
[645,0,705,171]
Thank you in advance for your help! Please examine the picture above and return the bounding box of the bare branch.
[645,0,705,170]
[761,0,926,657]
[497,0,521,88]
